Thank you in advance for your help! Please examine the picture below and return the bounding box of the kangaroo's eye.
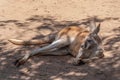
[87,39,92,43]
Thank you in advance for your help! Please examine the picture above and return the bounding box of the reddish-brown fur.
[69,30,89,57]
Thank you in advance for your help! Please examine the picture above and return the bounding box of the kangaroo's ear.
[92,23,100,34]
[89,17,101,34]
[89,18,96,32]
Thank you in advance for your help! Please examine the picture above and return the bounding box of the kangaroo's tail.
[8,33,56,45]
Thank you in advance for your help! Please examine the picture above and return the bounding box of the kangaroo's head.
[79,20,104,59]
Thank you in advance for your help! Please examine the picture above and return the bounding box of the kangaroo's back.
[56,26,88,43]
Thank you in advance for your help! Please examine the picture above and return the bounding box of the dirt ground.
[0,0,120,80]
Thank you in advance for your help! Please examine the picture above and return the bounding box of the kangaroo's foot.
[14,57,28,67]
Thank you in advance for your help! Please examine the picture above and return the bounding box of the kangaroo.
[8,20,104,67]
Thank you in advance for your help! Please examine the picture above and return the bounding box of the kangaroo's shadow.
[0,15,120,80]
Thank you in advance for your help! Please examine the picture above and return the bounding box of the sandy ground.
[0,0,120,80]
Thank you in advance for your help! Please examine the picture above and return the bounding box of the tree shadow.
[0,15,120,80]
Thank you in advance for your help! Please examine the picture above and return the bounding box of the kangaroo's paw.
[14,57,27,67]
[72,58,85,66]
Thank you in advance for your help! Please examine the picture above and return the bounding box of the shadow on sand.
[0,15,120,80]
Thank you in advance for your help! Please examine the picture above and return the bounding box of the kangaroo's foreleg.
[14,39,69,67]
[72,49,85,65]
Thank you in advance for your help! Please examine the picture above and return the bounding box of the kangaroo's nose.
[98,48,103,53]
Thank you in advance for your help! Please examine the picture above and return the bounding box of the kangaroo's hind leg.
[14,39,69,67]
[39,47,69,56]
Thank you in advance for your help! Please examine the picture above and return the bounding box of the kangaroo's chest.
[69,31,89,57]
